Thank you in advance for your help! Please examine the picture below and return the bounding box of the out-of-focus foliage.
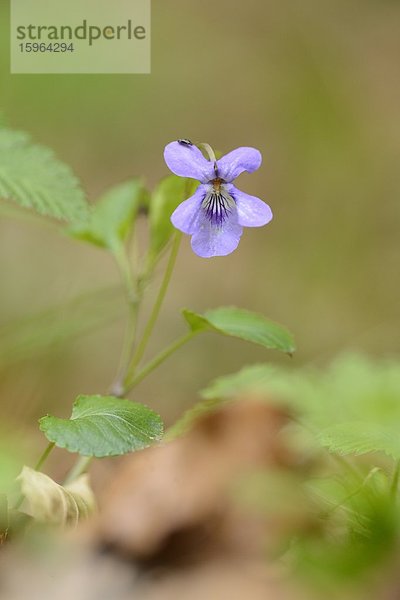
[232,465,398,586]
[69,178,148,254]
[148,175,196,262]
[201,354,400,459]
[170,355,400,589]
[294,468,399,588]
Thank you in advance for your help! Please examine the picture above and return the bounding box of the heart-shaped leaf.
[39,395,163,458]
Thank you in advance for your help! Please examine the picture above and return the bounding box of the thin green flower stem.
[111,306,138,396]
[124,232,182,388]
[114,245,137,304]
[34,225,182,485]
[64,249,140,482]
[64,331,195,485]
[13,441,56,510]
[110,244,147,396]
[16,246,140,491]
[390,459,400,501]
[64,237,185,480]
[125,330,198,392]
[63,456,93,486]
[34,441,56,471]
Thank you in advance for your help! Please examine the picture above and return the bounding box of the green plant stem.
[63,236,184,479]
[43,234,183,485]
[63,456,93,486]
[124,232,182,387]
[34,441,55,472]
[63,249,139,483]
[110,247,142,396]
[13,441,56,510]
[114,247,137,304]
[390,459,400,501]
[64,314,183,486]
[125,330,198,391]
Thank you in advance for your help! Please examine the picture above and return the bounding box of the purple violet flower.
[164,141,273,258]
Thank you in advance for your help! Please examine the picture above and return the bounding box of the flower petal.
[190,209,243,258]
[216,147,262,182]
[229,185,273,227]
[164,142,214,183]
[170,185,207,234]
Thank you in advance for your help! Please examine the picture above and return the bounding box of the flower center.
[202,182,235,226]
[211,177,224,190]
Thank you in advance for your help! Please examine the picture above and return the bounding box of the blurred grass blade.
[0,285,122,368]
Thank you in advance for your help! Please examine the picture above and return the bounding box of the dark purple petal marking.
[202,189,235,226]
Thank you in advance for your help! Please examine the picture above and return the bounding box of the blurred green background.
[0,0,399,437]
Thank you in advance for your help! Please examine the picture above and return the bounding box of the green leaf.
[0,128,89,223]
[39,395,164,457]
[18,466,95,526]
[149,175,197,259]
[182,309,215,333]
[317,422,400,460]
[69,178,147,252]
[183,307,296,354]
